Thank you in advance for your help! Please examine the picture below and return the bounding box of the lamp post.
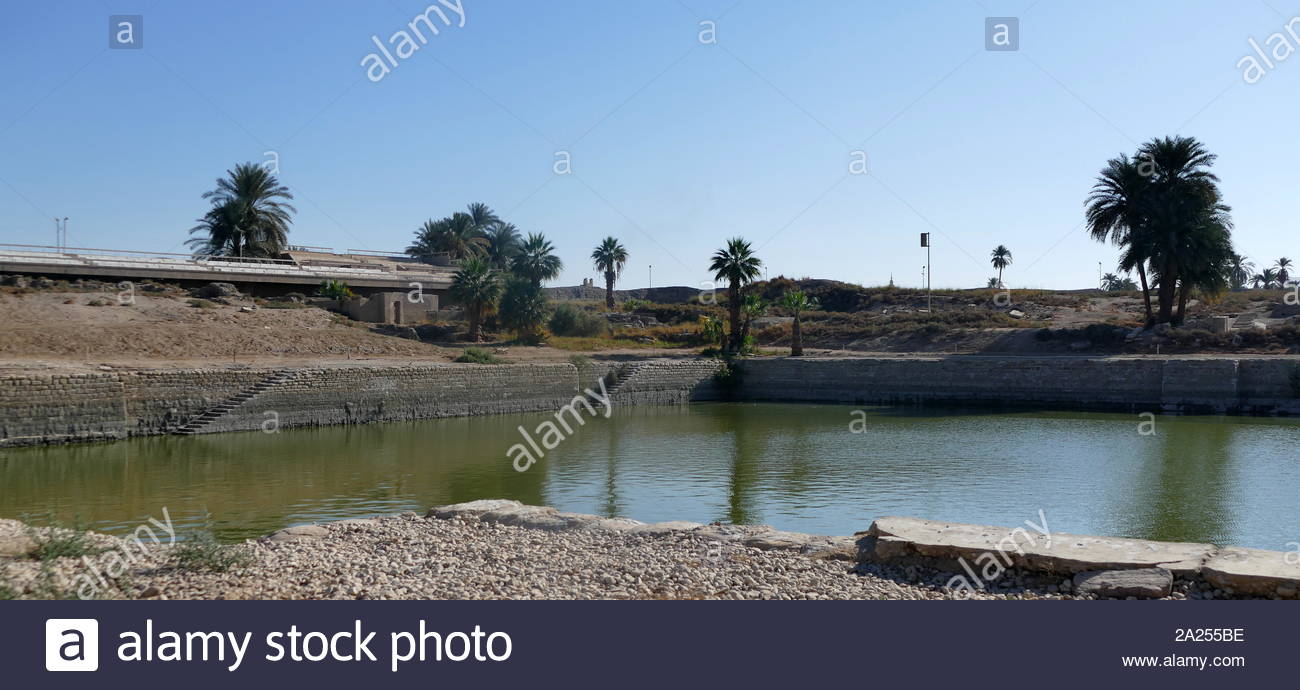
[648,265,652,291]
[920,232,931,312]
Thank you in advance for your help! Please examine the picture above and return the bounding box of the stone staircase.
[603,364,640,394]
[173,370,293,435]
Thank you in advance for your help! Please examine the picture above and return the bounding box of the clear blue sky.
[1,1,1296,290]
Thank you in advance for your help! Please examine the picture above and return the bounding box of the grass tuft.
[455,346,503,364]
[171,532,248,573]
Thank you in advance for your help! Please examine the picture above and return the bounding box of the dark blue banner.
[2,602,1289,687]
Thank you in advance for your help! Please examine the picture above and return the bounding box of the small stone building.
[340,291,438,324]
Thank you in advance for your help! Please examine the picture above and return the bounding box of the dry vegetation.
[1,274,1296,371]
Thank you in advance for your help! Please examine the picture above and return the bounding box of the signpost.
[920,232,931,312]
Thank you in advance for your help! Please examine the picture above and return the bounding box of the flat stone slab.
[1202,547,1300,598]
[861,517,1213,575]
[1074,568,1173,599]
[861,516,1300,597]
[628,521,704,536]
[426,499,524,520]
[266,524,329,542]
[0,520,38,558]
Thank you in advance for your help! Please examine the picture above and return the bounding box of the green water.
[1,403,1298,550]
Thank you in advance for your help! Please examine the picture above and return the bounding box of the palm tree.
[590,237,629,309]
[1086,154,1155,324]
[406,213,489,263]
[482,222,522,270]
[187,163,295,258]
[737,293,766,352]
[187,201,244,257]
[1087,137,1234,325]
[464,202,500,232]
[1226,253,1254,291]
[780,290,818,356]
[989,245,1012,288]
[498,276,550,343]
[1274,257,1293,286]
[1252,268,1279,289]
[449,258,500,342]
[512,233,563,287]
[709,237,763,353]
[1138,136,1229,324]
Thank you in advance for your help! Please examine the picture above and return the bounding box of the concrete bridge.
[0,243,455,297]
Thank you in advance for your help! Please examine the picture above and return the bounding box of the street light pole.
[920,232,931,312]
[648,265,652,291]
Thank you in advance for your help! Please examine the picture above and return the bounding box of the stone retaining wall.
[734,356,1300,414]
[2,356,1295,447]
[0,364,583,447]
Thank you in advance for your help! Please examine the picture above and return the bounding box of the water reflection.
[0,404,1296,548]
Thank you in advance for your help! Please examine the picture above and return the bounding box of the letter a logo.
[45,619,99,671]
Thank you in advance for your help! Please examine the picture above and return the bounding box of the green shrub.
[499,278,550,344]
[317,280,355,300]
[712,358,743,391]
[187,298,217,309]
[456,346,503,364]
[549,304,609,337]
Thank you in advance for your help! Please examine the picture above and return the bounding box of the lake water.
[1,403,1298,550]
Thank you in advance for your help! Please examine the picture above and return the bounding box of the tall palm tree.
[989,245,1012,288]
[590,236,629,309]
[780,290,818,356]
[187,162,295,258]
[709,237,763,353]
[1086,154,1155,324]
[482,222,522,270]
[1226,253,1254,291]
[1274,257,1293,286]
[512,233,563,287]
[449,257,501,342]
[1138,136,1228,324]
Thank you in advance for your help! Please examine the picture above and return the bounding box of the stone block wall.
[207,364,579,434]
[2,356,1297,447]
[735,356,1300,413]
[0,373,127,445]
[607,359,722,405]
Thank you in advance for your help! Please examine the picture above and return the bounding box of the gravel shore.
[1,504,1237,600]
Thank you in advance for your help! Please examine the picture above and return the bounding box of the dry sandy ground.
[0,288,445,369]
[0,287,701,375]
